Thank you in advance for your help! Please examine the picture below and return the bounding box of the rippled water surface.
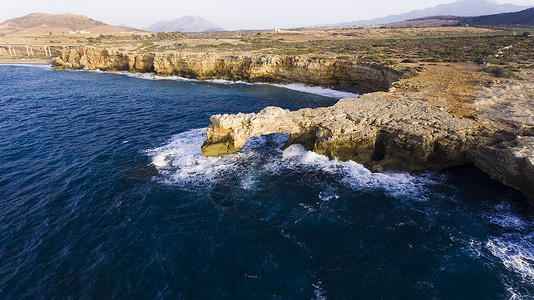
[1,65,533,299]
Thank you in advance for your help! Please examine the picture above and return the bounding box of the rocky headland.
[201,66,534,202]
[53,46,534,202]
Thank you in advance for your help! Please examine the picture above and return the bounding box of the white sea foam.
[273,83,359,99]
[86,70,358,99]
[312,280,327,300]
[144,128,224,185]
[146,129,439,198]
[279,144,437,198]
[486,234,534,282]
[485,202,528,230]
[1,64,52,69]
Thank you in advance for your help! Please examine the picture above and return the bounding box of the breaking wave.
[145,128,439,198]
[86,70,359,99]
[146,128,534,298]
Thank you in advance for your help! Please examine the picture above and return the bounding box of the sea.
[1,65,533,299]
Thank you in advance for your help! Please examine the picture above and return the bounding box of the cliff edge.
[52,47,534,202]
[53,46,407,92]
[203,67,534,202]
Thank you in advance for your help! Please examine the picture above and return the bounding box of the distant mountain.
[145,15,224,32]
[390,7,534,27]
[0,13,138,34]
[465,6,534,26]
[330,0,531,26]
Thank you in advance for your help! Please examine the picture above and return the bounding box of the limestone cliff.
[202,94,484,172]
[471,136,534,200]
[52,46,534,202]
[202,69,534,201]
[53,47,405,92]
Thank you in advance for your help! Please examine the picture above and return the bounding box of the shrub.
[401,58,418,63]
[401,67,420,79]
[363,55,382,62]
[482,66,515,78]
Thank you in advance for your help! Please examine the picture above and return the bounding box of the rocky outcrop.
[202,72,534,201]
[53,46,534,202]
[53,47,155,72]
[53,46,406,92]
[202,93,485,172]
[471,136,534,199]
[468,80,534,199]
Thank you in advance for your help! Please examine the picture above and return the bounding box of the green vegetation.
[87,37,102,44]
[482,66,516,78]
[150,32,185,39]
[140,41,154,48]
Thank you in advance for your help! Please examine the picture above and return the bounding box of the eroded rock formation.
[202,71,534,201]
[471,136,534,200]
[52,46,534,202]
[53,46,406,92]
[202,93,485,172]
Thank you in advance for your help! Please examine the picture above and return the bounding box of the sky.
[1,0,532,30]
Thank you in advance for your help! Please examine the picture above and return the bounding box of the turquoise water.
[0,65,533,299]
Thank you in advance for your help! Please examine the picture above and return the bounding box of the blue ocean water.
[0,65,533,299]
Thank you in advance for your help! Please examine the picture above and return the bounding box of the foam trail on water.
[146,129,439,198]
[144,128,224,185]
[86,70,357,99]
[279,144,437,198]
[273,83,359,99]
[145,129,270,187]
[486,234,534,282]
[1,64,52,69]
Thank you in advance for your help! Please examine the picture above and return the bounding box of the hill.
[390,7,534,28]
[0,13,138,34]
[465,7,534,26]
[329,0,531,26]
[145,15,224,32]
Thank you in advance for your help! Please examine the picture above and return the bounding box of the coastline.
[0,58,54,65]
[49,46,534,203]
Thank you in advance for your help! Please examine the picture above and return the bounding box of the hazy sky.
[1,0,532,30]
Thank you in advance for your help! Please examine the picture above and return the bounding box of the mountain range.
[328,0,532,27]
[1,0,532,36]
[390,7,534,27]
[145,16,224,32]
[0,13,138,34]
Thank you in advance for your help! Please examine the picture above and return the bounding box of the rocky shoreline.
[52,46,534,203]
[52,47,409,93]
[200,67,534,202]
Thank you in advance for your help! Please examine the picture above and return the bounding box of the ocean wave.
[485,202,529,230]
[273,83,359,99]
[277,144,439,198]
[84,70,358,99]
[146,129,439,198]
[486,234,534,282]
[0,64,52,69]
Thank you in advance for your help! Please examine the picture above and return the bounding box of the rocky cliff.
[202,94,484,172]
[52,47,534,202]
[53,47,406,92]
[202,70,534,202]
